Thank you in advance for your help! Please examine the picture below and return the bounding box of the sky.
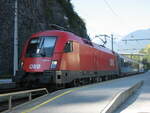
[71,0,150,39]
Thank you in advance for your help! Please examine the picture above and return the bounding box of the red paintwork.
[23,57,51,72]
[21,30,118,72]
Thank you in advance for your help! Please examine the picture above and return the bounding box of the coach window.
[64,41,73,53]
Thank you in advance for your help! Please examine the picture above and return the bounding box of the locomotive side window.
[40,37,56,57]
[26,38,40,57]
[64,41,73,53]
[26,36,56,57]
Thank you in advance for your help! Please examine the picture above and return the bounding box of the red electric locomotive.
[14,30,119,87]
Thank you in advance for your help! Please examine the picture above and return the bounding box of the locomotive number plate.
[29,64,41,69]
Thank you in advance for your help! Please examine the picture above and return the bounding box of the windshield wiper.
[40,49,46,57]
[35,38,45,56]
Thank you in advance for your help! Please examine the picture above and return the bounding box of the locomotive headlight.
[50,60,58,69]
[20,61,24,69]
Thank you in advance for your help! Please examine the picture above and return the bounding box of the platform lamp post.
[13,0,18,76]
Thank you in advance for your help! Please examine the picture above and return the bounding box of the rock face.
[0,0,15,75]
[0,0,88,75]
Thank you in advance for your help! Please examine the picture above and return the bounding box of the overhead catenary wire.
[122,38,150,41]
[103,0,149,54]
[103,0,132,33]
[103,0,119,17]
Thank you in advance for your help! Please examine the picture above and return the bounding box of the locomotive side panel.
[93,48,117,71]
[79,42,118,77]
[80,44,95,71]
[94,50,101,71]
[59,41,80,70]
[101,52,116,71]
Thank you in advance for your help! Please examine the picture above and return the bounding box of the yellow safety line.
[22,87,81,113]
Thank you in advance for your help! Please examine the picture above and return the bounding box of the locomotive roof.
[30,30,114,55]
[31,30,73,38]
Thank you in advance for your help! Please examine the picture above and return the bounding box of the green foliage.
[57,0,74,15]
[43,0,53,22]
[57,0,88,39]
[139,44,150,70]
[43,0,89,39]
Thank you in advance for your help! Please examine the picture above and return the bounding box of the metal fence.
[0,88,48,110]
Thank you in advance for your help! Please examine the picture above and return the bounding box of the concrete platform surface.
[0,79,12,84]
[5,72,149,113]
[0,79,15,89]
[115,72,150,113]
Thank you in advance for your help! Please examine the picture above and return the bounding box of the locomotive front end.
[14,34,60,87]
[24,36,57,72]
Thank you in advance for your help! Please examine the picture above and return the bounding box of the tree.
[139,44,150,70]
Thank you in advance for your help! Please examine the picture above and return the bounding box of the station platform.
[115,72,150,113]
[0,79,15,89]
[0,79,12,84]
[4,72,149,113]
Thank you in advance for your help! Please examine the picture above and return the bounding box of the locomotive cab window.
[26,36,56,57]
[64,41,73,53]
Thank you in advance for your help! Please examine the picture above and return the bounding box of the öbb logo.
[29,64,41,69]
